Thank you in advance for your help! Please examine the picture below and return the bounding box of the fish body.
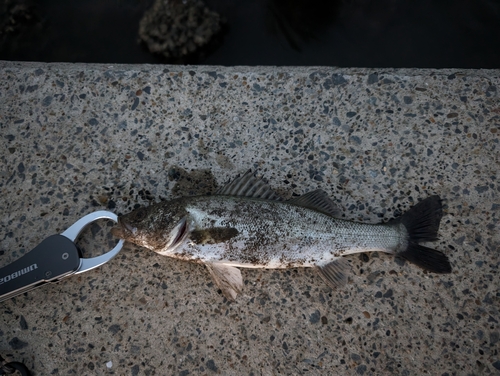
[154,195,405,268]
[113,171,451,300]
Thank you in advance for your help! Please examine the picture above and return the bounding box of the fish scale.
[181,195,404,268]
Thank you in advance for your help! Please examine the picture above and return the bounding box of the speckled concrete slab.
[0,61,498,375]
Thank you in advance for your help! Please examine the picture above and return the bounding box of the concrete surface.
[0,61,498,375]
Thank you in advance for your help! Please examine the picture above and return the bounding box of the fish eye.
[133,207,147,222]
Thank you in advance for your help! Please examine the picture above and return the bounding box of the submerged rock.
[0,0,38,40]
[138,0,223,60]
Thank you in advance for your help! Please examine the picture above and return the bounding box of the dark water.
[1,0,499,68]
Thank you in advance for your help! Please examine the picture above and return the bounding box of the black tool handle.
[0,235,81,302]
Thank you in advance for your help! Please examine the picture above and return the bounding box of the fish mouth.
[111,217,137,239]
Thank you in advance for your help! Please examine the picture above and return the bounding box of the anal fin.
[316,258,351,289]
[206,263,243,301]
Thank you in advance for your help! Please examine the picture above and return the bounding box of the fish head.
[111,201,190,254]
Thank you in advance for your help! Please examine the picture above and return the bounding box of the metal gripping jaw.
[0,211,124,303]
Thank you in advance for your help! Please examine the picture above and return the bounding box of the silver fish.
[112,171,451,300]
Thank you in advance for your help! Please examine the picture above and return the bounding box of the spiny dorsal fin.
[316,258,351,289]
[216,170,282,200]
[288,189,342,217]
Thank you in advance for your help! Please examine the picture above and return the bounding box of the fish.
[112,170,452,300]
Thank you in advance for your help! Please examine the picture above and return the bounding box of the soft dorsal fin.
[288,189,342,217]
[216,170,282,200]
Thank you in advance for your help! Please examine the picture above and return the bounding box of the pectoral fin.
[316,258,351,289]
[206,263,243,301]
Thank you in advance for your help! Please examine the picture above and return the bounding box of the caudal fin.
[393,196,452,274]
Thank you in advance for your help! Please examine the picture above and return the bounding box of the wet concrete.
[0,61,499,374]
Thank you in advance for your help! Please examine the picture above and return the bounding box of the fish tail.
[393,196,452,273]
